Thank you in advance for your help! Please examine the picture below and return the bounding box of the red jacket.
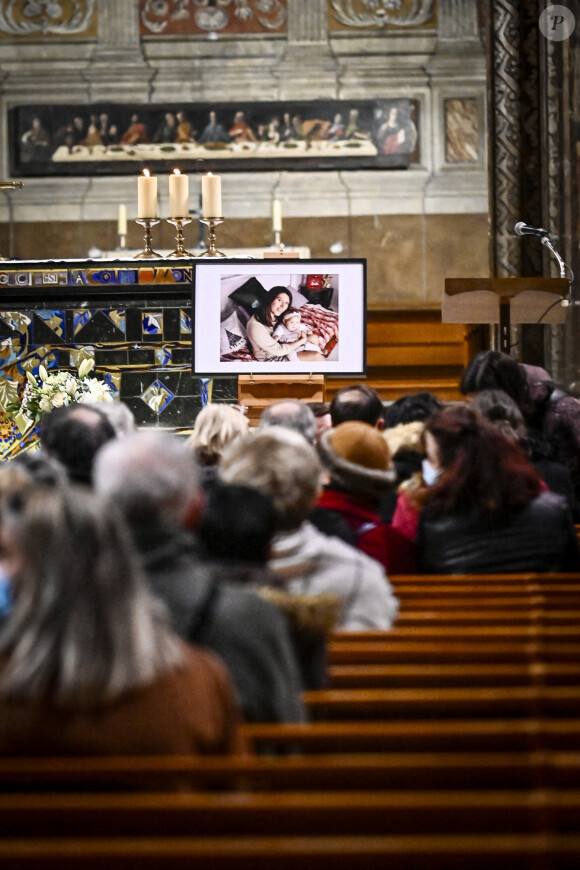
[316,488,416,575]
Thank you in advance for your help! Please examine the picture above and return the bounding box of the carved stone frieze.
[0,0,96,36]
[140,0,287,36]
[329,0,435,30]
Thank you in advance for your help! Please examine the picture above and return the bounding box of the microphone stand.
[541,235,567,280]
[536,235,576,323]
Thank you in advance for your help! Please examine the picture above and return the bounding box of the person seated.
[40,404,116,487]
[186,403,249,489]
[272,309,323,361]
[0,479,244,759]
[314,421,416,574]
[306,402,332,444]
[94,431,306,725]
[381,391,444,522]
[198,482,336,690]
[219,428,399,631]
[259,399,317,445]
[469,389,579,521]
[461,350,580,504]
[416,405,580,574]
[330,384,385,428]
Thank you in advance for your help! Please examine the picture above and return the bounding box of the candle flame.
[173,168,181,175]
[142,168,150,177]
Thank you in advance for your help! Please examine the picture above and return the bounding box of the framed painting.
[192,258,366,376]
[10,99,419,177]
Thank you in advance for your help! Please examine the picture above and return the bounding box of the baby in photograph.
[272,308,324,360]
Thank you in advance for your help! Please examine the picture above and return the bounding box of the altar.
[0,257,238,456]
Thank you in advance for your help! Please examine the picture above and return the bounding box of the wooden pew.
[1,750,580,793]
[1,788,579,838]
[240,719,580,754]
[329,662,580,689]
[394,610,580,626]
[2,832,580,870]
[328,640,580,664]
[303,686,580,721]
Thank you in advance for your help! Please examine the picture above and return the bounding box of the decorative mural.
[11,98,420,177]
[328,0,436,31]
[444,98,480,163]
[0,0,96,38]
[139,0,287,37]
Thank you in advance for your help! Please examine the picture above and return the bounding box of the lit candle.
[272,199,282,233]
[201,172,222,218]
[169,168,189,218]
[137,169,157,219]
[117,204,127,236]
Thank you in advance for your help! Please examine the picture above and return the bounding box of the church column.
[277,0,337,99]
[89,0,153,101]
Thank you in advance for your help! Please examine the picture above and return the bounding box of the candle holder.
[167,217,194,258]
[198,217,226,258]
[134,218,161,259]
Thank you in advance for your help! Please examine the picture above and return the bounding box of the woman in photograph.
[245,286,325,363]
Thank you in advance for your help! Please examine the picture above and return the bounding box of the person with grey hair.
[259,399,317,444]
[0,482,244,758]
[219,428,399,631]
[94,431,305,724]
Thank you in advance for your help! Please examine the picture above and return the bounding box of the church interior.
[0,0,580,866]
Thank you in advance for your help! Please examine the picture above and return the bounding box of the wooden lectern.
[443,277,569,354]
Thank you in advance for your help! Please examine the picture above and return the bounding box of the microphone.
[514,221,552,238]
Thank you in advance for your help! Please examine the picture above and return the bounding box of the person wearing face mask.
[416,406,580,574]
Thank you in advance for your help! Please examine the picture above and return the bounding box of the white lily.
[38,364,49,382]
[78,358,95,379]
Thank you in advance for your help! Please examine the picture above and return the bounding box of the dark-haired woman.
[245,286,324,363]
[416,405,580,574]
[461,350,580,503]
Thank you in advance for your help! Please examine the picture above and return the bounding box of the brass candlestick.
[134,218,161,259]
[167,217,193,258]
[198,217,226,258]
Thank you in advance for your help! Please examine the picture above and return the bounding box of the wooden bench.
[241,719,580,755]
[329,662,580,689]
[303,686,580,721]
[328,640,580,665]
[2,832,580,870]
[394,610,580,626]
[1,788,579,838]
[0,750,579,793]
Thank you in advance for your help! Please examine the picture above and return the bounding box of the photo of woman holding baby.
[245,286,326,363]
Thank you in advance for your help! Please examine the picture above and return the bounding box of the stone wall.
[0,0,489,307]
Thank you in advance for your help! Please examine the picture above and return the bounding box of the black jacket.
[417,491,580,574]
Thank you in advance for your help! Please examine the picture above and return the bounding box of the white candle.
[272,199,282,233]
[201,172,222,218]
[169,169,189,218]
[137,169,157,219]
[117,204,127,236]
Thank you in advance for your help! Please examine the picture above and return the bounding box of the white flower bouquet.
[5,359,113,433]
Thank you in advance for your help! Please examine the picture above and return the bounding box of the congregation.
[0,348,578,758]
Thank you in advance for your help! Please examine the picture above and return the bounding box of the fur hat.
[318,420,397,497]
[382,420,425,457]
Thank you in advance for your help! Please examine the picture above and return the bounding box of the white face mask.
[422,458,442,487]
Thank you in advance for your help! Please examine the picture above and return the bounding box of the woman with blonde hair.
[187,403,249,484]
